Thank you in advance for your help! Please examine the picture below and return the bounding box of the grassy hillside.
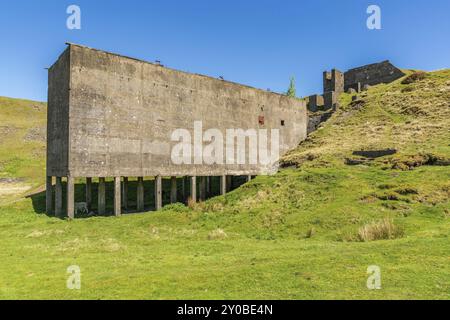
[283,69,450,168]
[0,97,46,204]
[0,69,449,299]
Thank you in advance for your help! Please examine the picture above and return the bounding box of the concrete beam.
[137,177,144,212]
[86,177,92,210]
[155,176,162,210]
[46,176,53,215]
[220,175,226,195]
[170,176,177,203]
[190,176,197,203]
[98,177,106,215]
[67,176,75,219]
[55,177,62,217]
[122,177,128,211]
[114,177,121,217]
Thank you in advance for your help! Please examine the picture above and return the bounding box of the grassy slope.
[0,70,449,299]
[0,97,46,203]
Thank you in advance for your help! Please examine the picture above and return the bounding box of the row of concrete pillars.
[46,175,253,219]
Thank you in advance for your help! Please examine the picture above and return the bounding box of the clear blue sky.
[0,0,449,102]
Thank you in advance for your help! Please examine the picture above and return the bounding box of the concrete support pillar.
[137,177,144,212]
[122,177,128,211]
[46,176,53,215]
[190,176,197,203]
[155,176,162,210]
[114,177,121,217]
[185,176,190,201]
[86,177,92,210]
[206,176,211,197]
[55,177,62,217]
[247,175,252,182]
[199,176,206,201]
[67,176,75,219]
[98,177,106,215]
[226,175,232,192]
[220,175,227,195]
[181,177,186,202]
[170,176,177,203]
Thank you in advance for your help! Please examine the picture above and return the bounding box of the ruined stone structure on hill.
[307,60,404,133]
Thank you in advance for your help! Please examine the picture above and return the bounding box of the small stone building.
[344,60,405,92]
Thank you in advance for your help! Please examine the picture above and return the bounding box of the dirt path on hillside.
[0,180,31,201]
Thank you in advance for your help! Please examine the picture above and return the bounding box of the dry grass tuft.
[401,71,427,85]
[187,197,196,209]
[358,218,404,242]
[390,153,450,170]
[305,227,315,239]
[207,228,227,240]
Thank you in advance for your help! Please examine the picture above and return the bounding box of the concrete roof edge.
[64,42,303,103]
[345,60,397,73]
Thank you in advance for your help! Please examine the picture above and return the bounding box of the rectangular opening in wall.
[258,116,265,125]
[281,120,285,126]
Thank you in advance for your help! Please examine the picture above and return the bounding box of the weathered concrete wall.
[323,91,337,110]
[307,94,324,112]
[47,44,307,178]
[344,60,405,91]
[307,111,333,134]
[47,49,70,177]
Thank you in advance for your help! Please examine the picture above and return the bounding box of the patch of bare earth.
[0,178,30,197]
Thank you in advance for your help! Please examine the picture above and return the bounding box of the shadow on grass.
[28,176,249,219]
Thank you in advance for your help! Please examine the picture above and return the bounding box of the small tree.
[286,76,296,98]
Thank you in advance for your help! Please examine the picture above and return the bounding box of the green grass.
[0,70,449,299]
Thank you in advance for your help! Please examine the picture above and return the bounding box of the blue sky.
[0,0,449,102]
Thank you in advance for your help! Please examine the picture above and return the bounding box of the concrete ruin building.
[46,43,308,218]
[307,60,404,132]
